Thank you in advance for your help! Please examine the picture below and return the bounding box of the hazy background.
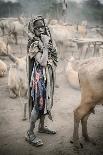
[0,0,103,25]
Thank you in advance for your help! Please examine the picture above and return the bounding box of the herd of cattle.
[0,16,103,149]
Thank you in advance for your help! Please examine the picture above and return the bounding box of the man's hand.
[41,34,50,47]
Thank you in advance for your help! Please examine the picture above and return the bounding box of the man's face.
[34,20,45,37]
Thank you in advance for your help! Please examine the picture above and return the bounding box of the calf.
[8,54,28,120]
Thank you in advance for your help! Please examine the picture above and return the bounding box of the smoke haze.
[0,0,103,25]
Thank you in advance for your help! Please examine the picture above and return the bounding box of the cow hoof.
[22,117,27,121]
[70,137,74,144]
[84,137,96,145]
[70,138,83,149]
[74,142,83,150]
[10,94,17,99]
[9,91,17,98]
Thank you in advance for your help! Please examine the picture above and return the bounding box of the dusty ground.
[0,36,103,155]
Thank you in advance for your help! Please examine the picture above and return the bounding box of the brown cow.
[73,56,103,149]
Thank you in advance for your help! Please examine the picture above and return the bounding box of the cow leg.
[22,102,27,121]
[77,43,84,59]
[61,42,64,60]
[19,97,27,121]
[92,43,96,57]
[13,32,18,45]
[73,103,93,149]
[84,43,90,58]
[81,112,90,141]
[73,109,81,149]
[58,41,64,60]
[81,109,96,145]
[1,27,5,36]
[9,88,17,98]
[56,43,60,60]
[15,33,18,45]
[73,119,80,147]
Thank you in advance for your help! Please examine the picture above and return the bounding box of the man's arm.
[35,48,48,66]
[35,34,50,66]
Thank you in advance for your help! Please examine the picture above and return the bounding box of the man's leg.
[38,115,56,134]
[38,115,45,129]
[28,107,38,134]
[25,107,43,146]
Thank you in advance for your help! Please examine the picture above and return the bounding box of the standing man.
[25,16,58,146]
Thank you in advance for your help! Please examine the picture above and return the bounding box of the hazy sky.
[4,0,17,2]
[70,0,103,2]
[3,0,103,3]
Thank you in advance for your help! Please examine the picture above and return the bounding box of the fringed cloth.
[30,61,54,117]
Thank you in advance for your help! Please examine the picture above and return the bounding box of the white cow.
[77,20,88,38]
[49,23,74,59]
[0,18,17,36]
[8,54,28,120]
[0,39,11,56]
[6,19,26,44]
[0,59,7,77]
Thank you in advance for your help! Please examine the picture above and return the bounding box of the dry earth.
[0,36,103,155]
